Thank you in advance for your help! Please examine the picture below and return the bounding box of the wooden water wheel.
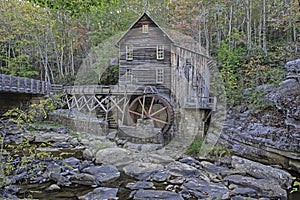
[127,94,174,133]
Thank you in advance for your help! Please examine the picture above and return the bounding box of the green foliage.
[186,135,232,158]
[99,65,119,85]
[291,179,300,193]
[2,94,65,126]
[217,41,245,105]
[0,138,57,188]
[217,39,287,107]
[208,145,233,158]
[186,135,204,156]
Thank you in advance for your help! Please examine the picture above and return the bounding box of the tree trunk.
[228,4,233,37]
[246,0,253,54]
[262,0,267,53]
[204,16,209,55]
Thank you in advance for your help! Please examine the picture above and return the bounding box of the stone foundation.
[0,92,42,115]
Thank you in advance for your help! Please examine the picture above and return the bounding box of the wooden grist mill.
[64,12,216,143]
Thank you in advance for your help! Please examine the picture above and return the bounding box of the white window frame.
[156,68,164,83]
[126,68,133,82]
[142,24,149,33]
[156,45,164,60]
[126,45,133,60]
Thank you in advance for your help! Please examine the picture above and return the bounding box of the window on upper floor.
[156,68,164,83]
[126,45,133,60]
[157,45,164,60]
[142,24,149,33]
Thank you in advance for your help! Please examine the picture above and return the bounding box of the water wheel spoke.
[150,106,167,117]
[138,98,148,116]
[128,109,143,117]
[148,96,155,114]
[150,116,169,125]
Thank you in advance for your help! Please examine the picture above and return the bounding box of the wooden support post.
[213,96,217,111]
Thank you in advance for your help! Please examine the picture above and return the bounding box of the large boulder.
[183,178,229,199]
[132,189,183,200]
[78,187,118,200]
[231,156,292,188]
[95,147,133,167]
[123,162,164,180]
[219,59,300,173]
[224,174,287,199]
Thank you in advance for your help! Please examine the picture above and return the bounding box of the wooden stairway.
[95,97,118,129]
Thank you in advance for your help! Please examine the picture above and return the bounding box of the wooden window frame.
[126,45,133,60]
[126,68,133,82]
[142,24,149,33]
[156,45,164,60]
[156,68,164,83]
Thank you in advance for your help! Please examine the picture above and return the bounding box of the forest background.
[0,0,299,105]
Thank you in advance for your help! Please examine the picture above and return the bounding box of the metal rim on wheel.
[127,94,174,133]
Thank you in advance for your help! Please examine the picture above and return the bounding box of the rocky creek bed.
[0,122,298,200]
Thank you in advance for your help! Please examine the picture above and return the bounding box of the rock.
[231,187,259,197]
[132,189,184,200]
[231,196,257,200]
[45,163,61,177]
[46,184,61,191]
[78,187,118,200]
[106,131,117,140]
[169,177,185,185]
[126,181,154,190]
[35,132,70,143]
[95,147,133,167]
[200,161,228,173]
[82,149,94,161]
[166,161,200,178]
[183,178,229,199]
[124,142,163,152]
[179,189,193,199]
[123,162,164,180]
[144,153,174,164]
[231,156,292,188]
[64,157,81,166]
[285,58,300,80]
[53,141,72,148]
[11,171,27,184]
[152,170,171,182]
[179,156,202,169]
[49,172,71,186]
[228,184,239,190]
[81,164,120,184]
[224,174,287,199]
[70,173,96,186]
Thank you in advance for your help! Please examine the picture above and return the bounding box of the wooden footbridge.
[0,74,62,95]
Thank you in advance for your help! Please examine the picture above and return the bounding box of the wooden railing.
[0,74,50,95]
[63,84,158,95]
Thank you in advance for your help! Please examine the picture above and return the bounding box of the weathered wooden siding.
[170,45,211,107]
[118,14,172,96]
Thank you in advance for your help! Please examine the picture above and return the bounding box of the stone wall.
[0,92,40,115]
[48,109,106,136]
